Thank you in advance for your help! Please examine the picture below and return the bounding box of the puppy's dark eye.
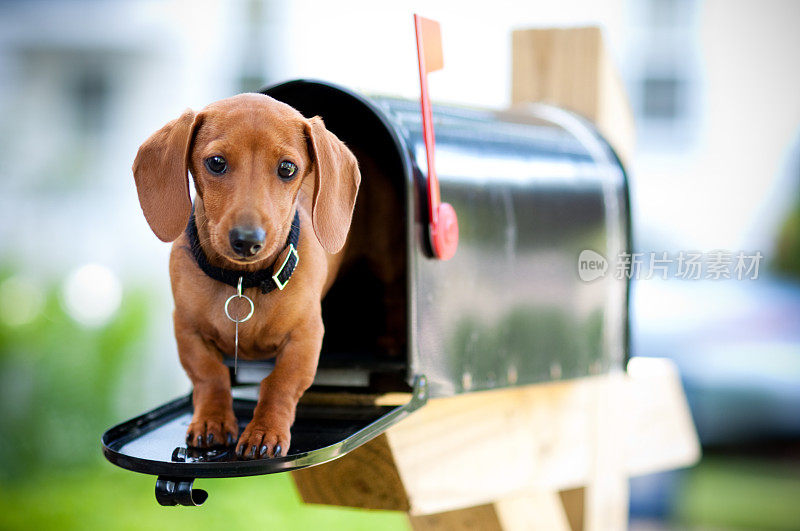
[204,156,227,175]
[277,161,298,181]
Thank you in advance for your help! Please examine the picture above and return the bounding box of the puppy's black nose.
[229,226,266,258]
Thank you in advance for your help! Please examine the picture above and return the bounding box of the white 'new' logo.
[578,250,608,282]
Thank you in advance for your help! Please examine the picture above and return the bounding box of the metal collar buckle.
[272,244,298,291]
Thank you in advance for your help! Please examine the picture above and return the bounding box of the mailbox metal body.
[102,80,631,504]
[267,80,630,397]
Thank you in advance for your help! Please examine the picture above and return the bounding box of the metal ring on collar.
[224,293,254,323]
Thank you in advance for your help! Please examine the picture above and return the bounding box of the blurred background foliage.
[0,268,149,479]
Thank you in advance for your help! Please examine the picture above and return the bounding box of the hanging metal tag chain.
[224,277,254,374]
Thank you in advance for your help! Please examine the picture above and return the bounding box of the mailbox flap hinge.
[155,476,208,507]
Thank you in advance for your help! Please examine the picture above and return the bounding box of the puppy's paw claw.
[236,420,290,460]
[186,413,238,449]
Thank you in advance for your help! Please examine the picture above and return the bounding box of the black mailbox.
[102,79,631,505]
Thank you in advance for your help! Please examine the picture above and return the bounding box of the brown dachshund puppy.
[133,93,360,459]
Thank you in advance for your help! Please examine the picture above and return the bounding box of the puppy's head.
[132,93,360,261]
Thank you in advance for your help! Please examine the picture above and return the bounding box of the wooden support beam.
[409,490,574,531]
[408,504,503,531]
[559,487,585,531]
[494,490,572,530]
[512,27,636,166]
[292,433,409,512]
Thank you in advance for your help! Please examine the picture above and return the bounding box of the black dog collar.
[186,210,300,294]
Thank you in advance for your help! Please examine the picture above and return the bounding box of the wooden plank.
[409,505,502,531]
[292,358,699,517]
[291,434,410,511]
[495,490,572,530]
[623,357,702,475]
[511,27,635,166]
[298,391,412,407]
[584,371,628,531]
[559,488,585,531]
[387,358,697,515]
[387,376,600,515]
[410,490,573,531]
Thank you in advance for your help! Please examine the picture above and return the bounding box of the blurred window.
[73,65,110,137]
[642,76,685,120]
[626,0,700,148]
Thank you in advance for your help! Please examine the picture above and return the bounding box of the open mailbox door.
[102,374,427,506]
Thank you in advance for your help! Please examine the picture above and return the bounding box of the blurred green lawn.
[677,455,800,530]
[0,462,408,531]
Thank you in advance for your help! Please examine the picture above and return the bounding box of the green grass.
[677,456,800,530]
[0,462,409,531]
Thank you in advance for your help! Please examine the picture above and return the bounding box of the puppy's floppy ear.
[132,108,199,242]
[305,116,361,254]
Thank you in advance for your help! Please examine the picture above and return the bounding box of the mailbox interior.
[263,80,416,395]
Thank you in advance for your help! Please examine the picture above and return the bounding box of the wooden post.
[511,27,636,166]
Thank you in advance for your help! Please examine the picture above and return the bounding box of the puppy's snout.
[229,226,266,258]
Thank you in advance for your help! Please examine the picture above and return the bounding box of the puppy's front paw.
[186,411,238,449]
[235,417,290,459]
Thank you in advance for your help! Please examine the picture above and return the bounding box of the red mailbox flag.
[414,14,459,261]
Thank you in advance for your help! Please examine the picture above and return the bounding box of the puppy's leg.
[236,315,323,459]
[175,314,239,448]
